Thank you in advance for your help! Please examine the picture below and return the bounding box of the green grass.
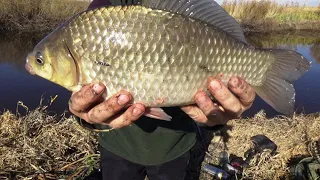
[276,7,320,22]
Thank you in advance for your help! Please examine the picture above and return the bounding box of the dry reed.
[0,0,319,32]
[0,0,88,32]
[200,111,320,179]
[0,101,99,179]
[222,0,320,32]
[1,105,319,179]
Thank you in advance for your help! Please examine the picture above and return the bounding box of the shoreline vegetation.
[0,0,319,33]
[1,102,319,179]
[0,0,88,32]
[223,0,320,33]
[0,105,99,180]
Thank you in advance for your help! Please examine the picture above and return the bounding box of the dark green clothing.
[96,107,197,166]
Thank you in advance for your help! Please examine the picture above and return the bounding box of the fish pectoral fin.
[144,107,172,121]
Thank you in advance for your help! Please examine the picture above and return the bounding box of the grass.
[1,100,319,179]
[0,100,99,179]
[222,0,320,32]
[0,0,319,32]
[199,111,320,180]
[276,6,320,22]
[0,0,88,32]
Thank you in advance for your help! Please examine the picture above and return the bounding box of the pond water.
[0,31,319,117]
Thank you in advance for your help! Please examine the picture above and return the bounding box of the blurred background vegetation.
[0,0,88,32]
[0,0,319,32]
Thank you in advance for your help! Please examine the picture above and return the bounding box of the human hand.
[69,83,145,129]
[181,77,256,127]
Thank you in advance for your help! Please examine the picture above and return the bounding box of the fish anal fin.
[144,107,172,121]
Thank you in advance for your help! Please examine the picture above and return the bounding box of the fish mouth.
[25,62,36,75]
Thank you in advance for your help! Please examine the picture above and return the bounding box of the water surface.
[0,31,319,117]
[0,32,71,115]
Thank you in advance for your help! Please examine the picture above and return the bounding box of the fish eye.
[36,52,44,65]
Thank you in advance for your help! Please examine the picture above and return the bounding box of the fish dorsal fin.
[140,0,247,43]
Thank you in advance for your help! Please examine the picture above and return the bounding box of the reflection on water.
[0,31,320,117]
[310,42,320,63]
[246,31,320,48]
[243,32,320,117]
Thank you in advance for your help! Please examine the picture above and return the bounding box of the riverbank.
[1,103,319,179]
[223,0,320,32]
[0,0,319,33]
[0,103,99,179]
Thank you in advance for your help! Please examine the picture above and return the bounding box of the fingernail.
[132,107,143,116]
[209,79,222,92]
[117,94,130,105]
[230,77,240,88]
[93,84,104,94]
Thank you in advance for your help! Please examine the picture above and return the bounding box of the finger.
[194,91,216,116]
[108,103,145,129]
[69,83,106,113]
[181,105,208,124]
[207,106,231,126]
[87,90,132,124]
[181,105,230,126]
[228,77,256,109]
[207,77,242,118]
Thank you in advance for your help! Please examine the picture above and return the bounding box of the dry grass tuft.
[1,104,319,179]
[0,0,319,32]
[0,102,98,179]
[222,0,282,21]
[222,0,320,32]
[200,111,320,179]
[0,0,88,32]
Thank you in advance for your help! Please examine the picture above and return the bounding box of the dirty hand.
[181,77,256,127]
[69,83,145,129]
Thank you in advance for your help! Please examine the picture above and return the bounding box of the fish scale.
[65,5,272,106]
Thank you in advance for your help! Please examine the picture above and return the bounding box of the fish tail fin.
[254,49,311,115]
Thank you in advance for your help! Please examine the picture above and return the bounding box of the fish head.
[26,27,79,91]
